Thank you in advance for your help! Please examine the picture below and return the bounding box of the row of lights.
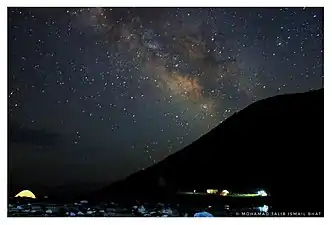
[194,189,268,197]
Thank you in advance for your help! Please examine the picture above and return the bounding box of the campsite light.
[220,190,229,196]
[258,205,269,212]
[257,190,268,196]
[15,190,36,199]
[207,189,218,194]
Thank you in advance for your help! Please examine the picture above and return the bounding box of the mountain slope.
[96,89,324,212]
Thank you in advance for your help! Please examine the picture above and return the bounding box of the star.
[8,7,323,187]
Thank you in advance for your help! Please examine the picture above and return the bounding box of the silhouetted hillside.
[95,89,324,212]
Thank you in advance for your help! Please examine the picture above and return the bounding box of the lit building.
[15,190,36,199]
[206,189,218,194]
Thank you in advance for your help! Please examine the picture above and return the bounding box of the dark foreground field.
[8,193,323,217]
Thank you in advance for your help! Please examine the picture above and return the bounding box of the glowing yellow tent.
[15,190,36,199]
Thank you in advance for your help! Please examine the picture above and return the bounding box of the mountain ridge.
[92,89,324,211]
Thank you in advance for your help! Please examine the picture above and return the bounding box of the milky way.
[8,7,323,188]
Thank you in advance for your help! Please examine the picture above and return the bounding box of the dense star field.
[8,7,323,188]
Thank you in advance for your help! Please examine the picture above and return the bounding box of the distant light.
[193,190,196,193]
[257,190,268,196]
[202,104,208,109]
[220,190,229,196]
[258,205,269,212]
[207,189,218,194]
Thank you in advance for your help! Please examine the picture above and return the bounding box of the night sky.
[8,7,323,189]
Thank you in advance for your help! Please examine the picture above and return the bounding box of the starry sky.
[8,7,323,189]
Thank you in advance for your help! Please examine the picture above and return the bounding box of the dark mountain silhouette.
[93,89,324,212]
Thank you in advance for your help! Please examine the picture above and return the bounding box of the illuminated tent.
[257,190,267,196]
[194,211,214,217]
[220,190,229,196]
[15,190,36,199]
